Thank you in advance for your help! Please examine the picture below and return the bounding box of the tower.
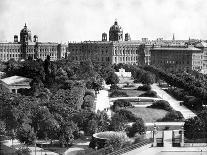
[109,20,123,41]
[14,35,18,43]
[102,33,107,41]
[125,33,131,41]
[20,23,32,59]
[172,33,175,41]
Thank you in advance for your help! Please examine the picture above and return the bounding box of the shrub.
[147,100,173,111]
[157,110,184,122]
[137,85,151,91]
[127,118,145,137]
[116,109,138,122]
[109,90,128,98]
[111,100,132,111]
[84,90,95,98]
[110,84,121,91]
[139,90,157,98]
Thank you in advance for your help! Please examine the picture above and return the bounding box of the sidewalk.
[94,85,111,117]
[151,84,196,119]
[2,139,58,155]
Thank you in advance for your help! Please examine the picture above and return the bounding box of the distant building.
[150,46,203,72]
[68,20,147,65]
[0,24,67,61]
[0,76,32,94]
[195,42,207,74]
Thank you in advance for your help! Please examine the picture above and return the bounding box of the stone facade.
[0,24,67,61]
[150,46,203,72]
[68,20,148,65]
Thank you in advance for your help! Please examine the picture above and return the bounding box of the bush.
[110,84,121,91]
[127,118,145,137]
[111,100,132,111]
[116,109,138,122]
[109,90,128,98]
[139,90,157,98]
[147,100,173,111]
[84,90,95,98]
[157,110,184,122]
[137,85,151,91]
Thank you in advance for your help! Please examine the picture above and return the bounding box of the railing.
[108,138,153,155]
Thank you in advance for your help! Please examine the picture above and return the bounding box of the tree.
[106,72,119,85]
[16,123,36,145]
[127,118,145,137]
[110,113,127,131]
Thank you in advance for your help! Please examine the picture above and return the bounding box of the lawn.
[126,107,167,123]
[121,89,145,97]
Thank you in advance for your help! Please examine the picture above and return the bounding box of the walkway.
[2,139,58,155]
[95,85,111,117]
[151,84,196,119]
[109,96,163,102]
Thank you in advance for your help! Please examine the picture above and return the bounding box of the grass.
[121,89,145,97]
[126,107,168,123]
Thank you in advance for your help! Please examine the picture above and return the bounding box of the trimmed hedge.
[111,99,132,111]
[137,85,151,91]
[157,110,184,122]
[147,100,173,111]
[139,90,157,98]
[109,90,128,98]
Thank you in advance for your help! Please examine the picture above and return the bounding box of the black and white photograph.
[0,0,207,155]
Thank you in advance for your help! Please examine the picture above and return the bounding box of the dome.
[109,20,123,32]
[20,23,31,34]
[20,23,32,42]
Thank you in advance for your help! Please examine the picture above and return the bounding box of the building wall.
[0,42,65,61]
[150,47,202,72]
[68,41,141,65]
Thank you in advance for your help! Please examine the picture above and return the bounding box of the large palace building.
[0,24,67,61]
[68,20,148,65]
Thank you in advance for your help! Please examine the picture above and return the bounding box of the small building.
[115,68,131,78]
[0,76,32,94]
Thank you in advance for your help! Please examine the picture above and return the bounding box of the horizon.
[0,0,207,42]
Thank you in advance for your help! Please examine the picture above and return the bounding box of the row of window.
[114,56,138,62]
[114,50,138,55]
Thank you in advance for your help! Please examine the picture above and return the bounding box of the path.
[2,139,58,155]
[95,85,111,117]
[151,84,196,119]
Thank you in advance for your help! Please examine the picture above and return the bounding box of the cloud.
[0,0,207,42]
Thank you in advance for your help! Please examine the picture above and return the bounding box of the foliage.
[157,110,184,122]
[15,147,31,155]
[82,95,95,111]
[139,90,157,98]
[127,118,145,137]
[16,123,36,145]
[147,100,173,111]
[109,90,128,97]
[111,100,132,112]
[137,84,151,91]
[110,84,121,91]
[184,110,207,140]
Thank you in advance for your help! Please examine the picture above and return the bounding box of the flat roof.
[1,76,32,85]
[151,47,201,51]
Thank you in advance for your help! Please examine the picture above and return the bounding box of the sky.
[0,0,207,42]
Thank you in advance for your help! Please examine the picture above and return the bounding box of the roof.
[151,46,201,51]
[0,76,32,85]
[195,42,207,48]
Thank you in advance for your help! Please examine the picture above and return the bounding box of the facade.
[195,42,207,74]
[150,46,203,72]
[0,24,67,61]
[68,20,146,65]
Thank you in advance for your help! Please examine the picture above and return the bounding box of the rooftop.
[151,46,201,51]
[1,76,32,85]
